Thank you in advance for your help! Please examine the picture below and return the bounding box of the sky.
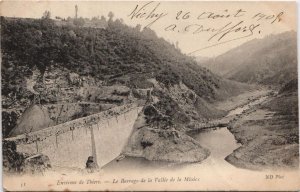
[0,1,297,57]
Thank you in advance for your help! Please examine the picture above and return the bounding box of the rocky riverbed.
[226,89,299,170]
[106,89,273,170]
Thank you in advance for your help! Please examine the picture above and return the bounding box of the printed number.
[21,183,26,187]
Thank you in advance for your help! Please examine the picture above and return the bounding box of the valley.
[199,31,297,87]
[1,15,298,176]
[104,87,276,172]
[226,81,299,170]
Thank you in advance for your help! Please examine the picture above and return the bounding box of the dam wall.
[45,102,115,125]
[6,103,142,169]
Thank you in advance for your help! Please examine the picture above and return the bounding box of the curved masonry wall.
[6,103,142,169]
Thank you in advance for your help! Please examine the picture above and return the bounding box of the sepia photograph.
[1,1,299,191]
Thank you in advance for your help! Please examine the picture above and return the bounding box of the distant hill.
[279,78,298,94]
[199,31,297,87]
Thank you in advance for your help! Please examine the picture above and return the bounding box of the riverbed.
[103,94,270,173]
[103,127,241,173]
[9,92,299,191]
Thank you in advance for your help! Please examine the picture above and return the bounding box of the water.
[191,127,241,168]
[10,93,300,190]
[104,95,269,173]
[185,95,269,168]
[103,126,242,174]
[36,95,268,187]
[103,126,241,174]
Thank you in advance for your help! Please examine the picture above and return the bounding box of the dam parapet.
[5,103,142,169]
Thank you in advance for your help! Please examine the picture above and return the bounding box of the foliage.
[201,31,297,86]
[73,17,85,27]
[2,111,18,138]
[1,16,227,106]
[155,68,180,87]
[144,99,188,130]
[42,11,51,19]
[3,140,26,173]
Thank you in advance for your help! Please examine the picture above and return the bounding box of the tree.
[42,10,51,19]
[108,11,114,21]
[100,16,106,22]
[135,24,142,32]
[55,16,62,20]
[73,17,85,27]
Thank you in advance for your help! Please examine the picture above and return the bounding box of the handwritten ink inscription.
[127,1,285,53]
[128,1,168,28]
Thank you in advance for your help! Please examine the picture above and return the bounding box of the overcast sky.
[0,1,296,57]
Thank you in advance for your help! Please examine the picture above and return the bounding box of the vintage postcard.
[1,1,299,191]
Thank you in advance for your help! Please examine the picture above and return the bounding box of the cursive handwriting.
[128,1,168,28]
[186,21,260,54]
[196,9,246,20]
[165,21,260,41]
[127,2,285,53]
[207,21,260,42]
[165,20,261,54]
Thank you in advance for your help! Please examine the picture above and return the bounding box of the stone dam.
[5,103,142,169]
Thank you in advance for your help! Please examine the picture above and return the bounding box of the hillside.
[1,17,248,101]
[1,16,261,170]
[1,16,249,137]
[226,79,298,170]
[200,31,297,86]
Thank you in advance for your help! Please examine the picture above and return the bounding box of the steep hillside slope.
[226,79,298,170]
[1,17,255,165]
[1,17,247,105]
[1,17,250,130]
[200,31,297,86]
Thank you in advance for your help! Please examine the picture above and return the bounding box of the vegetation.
[1,16,235,104]
[2,111,18,137]
[1,15,247,138]
[144,89,190,131]
[200,31,297,87]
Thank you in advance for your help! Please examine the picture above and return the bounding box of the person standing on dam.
[85,156,98,173]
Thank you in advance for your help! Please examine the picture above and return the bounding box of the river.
[8,92,299,191]
[190,127,240,168]
[103,94,269,174]
[189,95,269,168]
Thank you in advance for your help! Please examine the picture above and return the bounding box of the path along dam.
[5,103,142,169]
